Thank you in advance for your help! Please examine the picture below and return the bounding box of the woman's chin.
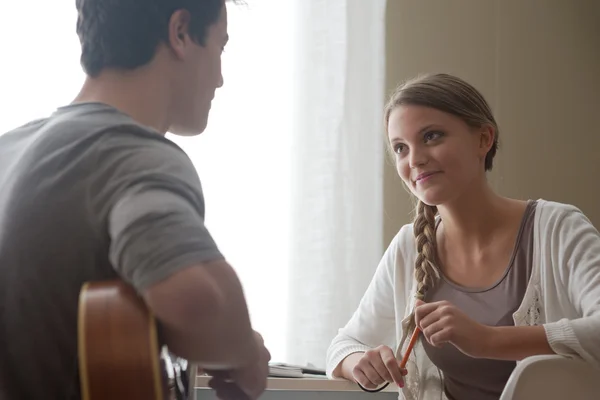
[414,187,451,207]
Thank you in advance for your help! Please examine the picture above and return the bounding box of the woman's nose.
[409,147,429,169]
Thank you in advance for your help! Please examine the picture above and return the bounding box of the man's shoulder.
[1,102,179,151]
[1,102,202,199]
[54,102,180,148]
[49,102,196,177]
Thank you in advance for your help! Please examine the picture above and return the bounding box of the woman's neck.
[436,181,512,250]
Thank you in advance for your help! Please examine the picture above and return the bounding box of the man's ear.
[167,9,192,60]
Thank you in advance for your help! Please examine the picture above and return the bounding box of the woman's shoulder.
[536,199,592,226]
[378,223,418,291]
[382,223,417,268]
[388,223,416,250]
[535,199,599,250]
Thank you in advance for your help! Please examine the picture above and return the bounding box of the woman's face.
[387,105,493,206]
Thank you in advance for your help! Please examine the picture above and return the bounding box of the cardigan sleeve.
[542,205,600,368]
[325,226,412,378]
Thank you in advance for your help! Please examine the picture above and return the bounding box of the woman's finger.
[418,305,444,330]
[379,346,405,386]
[428,323,453,347]
[353,368,379,389]
[422,320,449,347]
[414,301,438,328]
[361,363,385,387]
[368,353,394,383]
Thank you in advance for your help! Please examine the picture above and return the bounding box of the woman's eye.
[424,131,443,142]
[394,143,405,154]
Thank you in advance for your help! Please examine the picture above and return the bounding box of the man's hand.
[208,376,250,400]
[415,300,493,358]
[208,331,271,399]
[230,331,271,399]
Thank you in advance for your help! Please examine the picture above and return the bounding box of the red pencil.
[400,327,421,369]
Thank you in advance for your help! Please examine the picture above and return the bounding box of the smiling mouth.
[414,171,441,184]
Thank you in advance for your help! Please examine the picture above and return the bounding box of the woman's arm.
[326,253,397,378]
[414,204,600,364]
[541,206,600,367]
[326,226,413,378]
[415,300,554,361]
[334,352,364,381]
[484,205,600,363]
[482,326,554,361]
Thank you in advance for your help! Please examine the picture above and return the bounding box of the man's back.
[0,103,211,399]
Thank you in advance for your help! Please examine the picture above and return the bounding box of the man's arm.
[108,184,259,369]
[143,259,259,368]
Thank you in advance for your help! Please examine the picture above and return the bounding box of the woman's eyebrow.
[417,124,436,135]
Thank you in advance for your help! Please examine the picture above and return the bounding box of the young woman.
[326,73,600,400]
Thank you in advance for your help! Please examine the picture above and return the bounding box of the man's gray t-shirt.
[0,102,224,399]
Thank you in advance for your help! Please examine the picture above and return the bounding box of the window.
[0,2,84,133]
[1,0,294,363]
[168,1,294,363]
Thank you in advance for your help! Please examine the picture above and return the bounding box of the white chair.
[500,355,600,400]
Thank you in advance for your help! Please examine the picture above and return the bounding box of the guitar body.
[78,280,195,400]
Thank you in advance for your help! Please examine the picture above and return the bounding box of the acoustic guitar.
[77,280,196,400]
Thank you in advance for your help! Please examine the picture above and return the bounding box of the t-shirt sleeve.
[108,186,224,292]
[95,130,225,292]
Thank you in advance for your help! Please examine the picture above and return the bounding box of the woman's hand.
[415,300,493,358]
[351,346,407,389]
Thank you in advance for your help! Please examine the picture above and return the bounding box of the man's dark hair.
[76,0,231,77]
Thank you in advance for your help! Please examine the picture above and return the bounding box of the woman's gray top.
[422,200,537,400]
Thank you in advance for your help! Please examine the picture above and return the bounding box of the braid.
[398,200,441,358]
[413,201,440,298]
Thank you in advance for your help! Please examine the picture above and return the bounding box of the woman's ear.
[478,124,495,157]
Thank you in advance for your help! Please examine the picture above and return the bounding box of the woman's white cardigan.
[326,200,600,399]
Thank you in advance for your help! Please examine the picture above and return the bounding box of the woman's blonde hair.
[384,73,500,351]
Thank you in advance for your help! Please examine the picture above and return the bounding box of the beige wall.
[383,0,600,246]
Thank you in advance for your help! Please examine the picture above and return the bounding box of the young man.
[0,0,270,399]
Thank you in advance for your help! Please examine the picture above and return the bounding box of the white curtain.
[286,0,387,368]
[172,0,388,367]
[0,0,387,369]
